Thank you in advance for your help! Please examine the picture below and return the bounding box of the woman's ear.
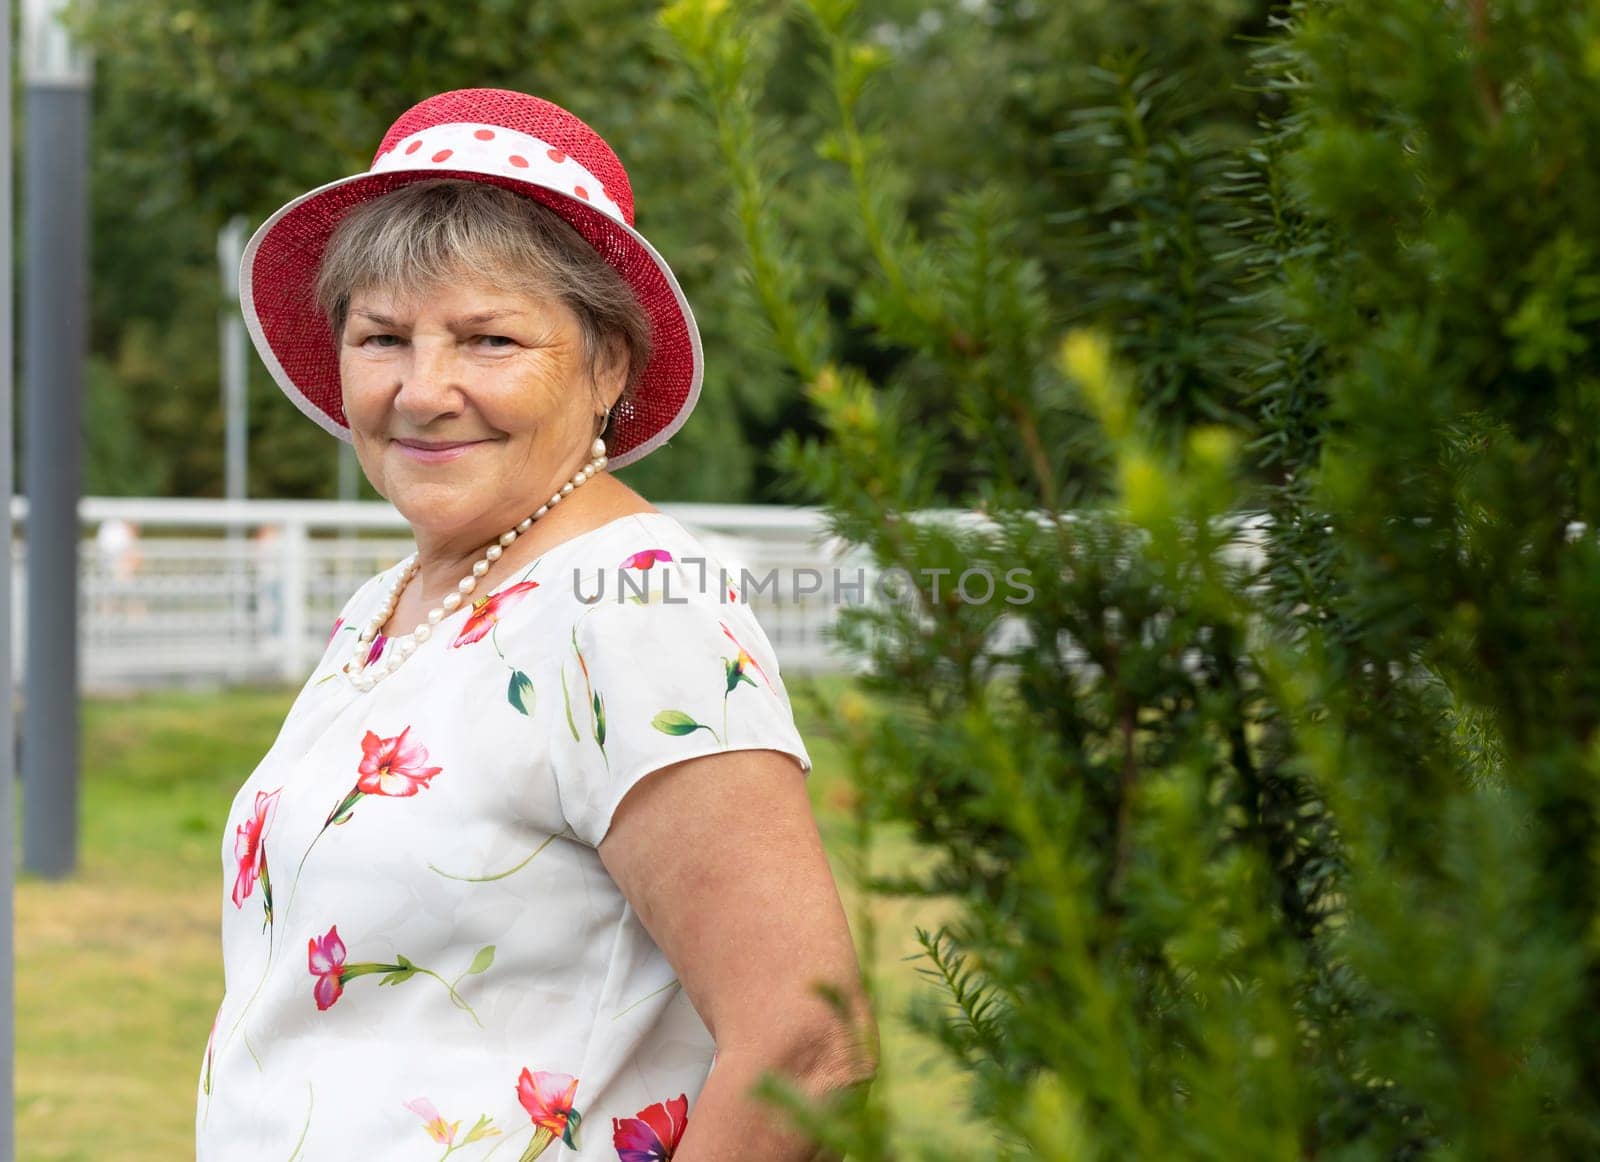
[594,333,630,409]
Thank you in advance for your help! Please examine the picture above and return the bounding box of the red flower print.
[365,635,387,667]
[310,726,445,850]
[621,548,673,571]
[230,788,281,909]
[356,726,443,797]
[612,1093,688,1161]
[720,622,771,691]
[308,924,347,1011]
[453,580,540,647]
[304,926,489,1023]
[517,1068,581,1146]
[327,616,345,646]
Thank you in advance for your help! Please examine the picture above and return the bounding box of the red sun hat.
[239,88,703,471]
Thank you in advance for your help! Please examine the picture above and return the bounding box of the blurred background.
[45,0,1096,688]
[18,0,1600,1158]
[22,0,1093,1154]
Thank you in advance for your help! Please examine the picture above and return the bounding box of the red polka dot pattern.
[574,186,589,200]
[431,149,453,163]
[405,140,422,155]
[509,155,528,168]
[374,90,635,225]
[547,148,566,163]
[473,128,495,140]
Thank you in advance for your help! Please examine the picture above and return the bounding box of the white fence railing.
[16,498,875,692]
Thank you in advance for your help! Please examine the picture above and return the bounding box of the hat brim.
[239,168,703,471]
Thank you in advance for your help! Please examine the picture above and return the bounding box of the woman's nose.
[392,341,466,421]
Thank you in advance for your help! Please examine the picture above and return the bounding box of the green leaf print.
[723,656,757,694]
[379,954,420,987]
[465,945,496,976]
[259,846,275,933]
[651,710,717,739]
[507,669,535,716]
[560,666,580,742]
[325,788,363,827]
[327,945,484,1027]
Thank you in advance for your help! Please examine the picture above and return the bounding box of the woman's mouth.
[392,438,486,464]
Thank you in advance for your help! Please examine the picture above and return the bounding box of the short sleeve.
[548,589,814,847]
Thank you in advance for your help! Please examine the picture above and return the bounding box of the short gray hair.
[314,179,653,429]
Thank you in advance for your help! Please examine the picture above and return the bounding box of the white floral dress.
[197,511,814,1160]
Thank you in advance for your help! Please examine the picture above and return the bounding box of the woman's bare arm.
[599,748,878,1161]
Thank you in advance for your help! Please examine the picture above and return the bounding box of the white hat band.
[370,122,626,225]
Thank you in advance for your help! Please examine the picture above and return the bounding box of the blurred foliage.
[666,0,1600,1158]
[72,0,780,498]
[65,0,1096,502]
[57,0,1600,1155]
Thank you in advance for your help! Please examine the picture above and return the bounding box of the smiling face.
[339,277,619,553]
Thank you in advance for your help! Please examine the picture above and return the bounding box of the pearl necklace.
[342,436,610,692]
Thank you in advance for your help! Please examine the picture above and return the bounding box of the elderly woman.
[198,88,875,1160]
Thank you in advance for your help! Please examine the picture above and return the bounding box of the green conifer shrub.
[666,0,1600,1157]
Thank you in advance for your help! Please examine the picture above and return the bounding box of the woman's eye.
[361,334,402,348]
[478,335,516,349]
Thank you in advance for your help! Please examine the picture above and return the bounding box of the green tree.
[667,0,1600,1157]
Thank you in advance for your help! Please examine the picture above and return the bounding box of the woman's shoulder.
[309,518,756,691]
[306,559,410,670]
[553,508,711,558]
[540,510,751,618]
[539,512,812,847]
[482,509,767,670]
[331,557,412,631]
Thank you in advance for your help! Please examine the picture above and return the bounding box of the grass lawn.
[16,678,989,1160]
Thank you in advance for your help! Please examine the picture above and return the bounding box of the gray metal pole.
[0,0,17,1150]
[338,444,359,502]
[218,215,248,505]
[338,443,359,545]
[218,217,249,676]
[21,0,90,879]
